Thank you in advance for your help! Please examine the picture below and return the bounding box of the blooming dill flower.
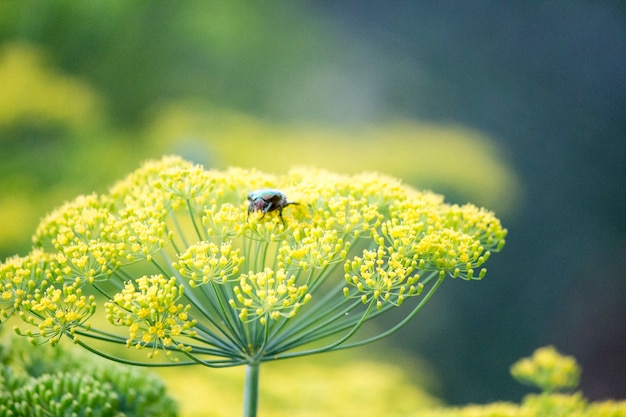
[14,282,96,346]
[511,346,581,393]
[175,241,244,286]
[105,274,197,360]
[229,267,311,325]
[0,249,55,323]
[1,155,506,368]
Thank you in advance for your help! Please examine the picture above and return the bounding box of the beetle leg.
[247,204,255,223]
[259,201,273,220]
[279,202,298,226]
[278,208,285,226]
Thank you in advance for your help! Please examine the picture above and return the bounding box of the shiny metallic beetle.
[247,188,298,225]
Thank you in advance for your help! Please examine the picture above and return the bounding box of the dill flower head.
[2,156,506,366]
[511,346,581,393]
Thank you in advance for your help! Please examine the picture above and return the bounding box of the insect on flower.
[247,188,298,225]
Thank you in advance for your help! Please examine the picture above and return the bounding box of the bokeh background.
[1,0,624,408]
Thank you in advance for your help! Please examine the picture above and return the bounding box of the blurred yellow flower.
[511,345,581,393]
[0,43,102,128]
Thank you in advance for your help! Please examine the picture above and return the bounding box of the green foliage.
[0,337,178,417]
[0,1,328,126]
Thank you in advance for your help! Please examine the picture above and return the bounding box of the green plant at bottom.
[0,336,177,416]
[0,156,507,416]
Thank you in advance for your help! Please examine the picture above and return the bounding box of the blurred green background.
[0,0,624,408]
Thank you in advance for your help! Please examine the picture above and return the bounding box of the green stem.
[266,298,362,354]
[334,274,445,351]
[242,362,260,417]
[272,301,375,360]
[169,209,190,249]
[186,199,206,241]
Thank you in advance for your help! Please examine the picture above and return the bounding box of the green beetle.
[247,189,298,225]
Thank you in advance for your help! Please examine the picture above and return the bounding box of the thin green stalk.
[179,350,248,368]
[74,327,240,361]
[73,339,195,367]
[185,291,246,351]
[257,240,269,271]
[305,259,344,293]
[335,275,445,351]
[265,298,363,354]
[169,209,190,249]
[271,302,375,361]
[242,362,260,417]
[156,252,247,350]
[74,327,131,345]
[267,279,349,343]
[207,281,248,347]
[186,199,206,241]
[164,224,183,255]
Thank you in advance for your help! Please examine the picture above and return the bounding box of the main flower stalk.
[1,156,507,416]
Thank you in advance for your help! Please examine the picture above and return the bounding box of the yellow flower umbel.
[105,274,197,360]
[1,156,507,417]
[511,345,581,393]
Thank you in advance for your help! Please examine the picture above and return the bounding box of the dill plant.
[0,156,507,416]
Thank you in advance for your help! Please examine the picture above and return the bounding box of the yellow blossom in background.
[146,102,521,214]
[0,43,101,128]
[510,345,581,393]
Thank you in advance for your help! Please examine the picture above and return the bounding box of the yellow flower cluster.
[310,195,382,238]
[175,241,243,286]
[154,164,215,205]
[342,197,505,310]
[1,156,506,364]
[415,228,487,279]
[105,274,197,359]
[34,195,110,246]
[33,195,124,282]
[230,268,311,325]
[15,283,96,345]
[510,346,581,393]
[202,203,245,239]
[344,246,422,310]
[0,249,54,322]
[117,212,171,262]
[278,228,348,271]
